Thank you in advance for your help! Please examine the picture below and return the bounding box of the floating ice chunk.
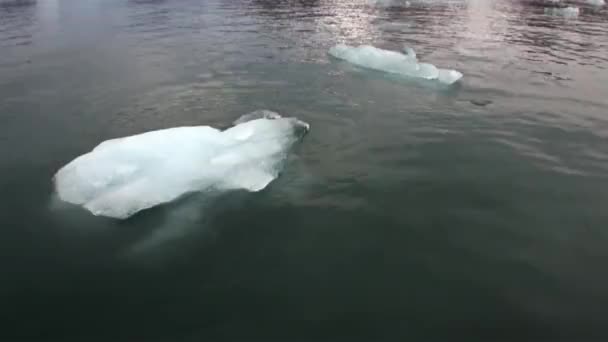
[233,109,281,125]
[329,44,463,85]
[368,0,411,7]
[54,111,309,219]
[545,6,580,17]
[438,69,464,85]
[586,0,604,6]
[376,21,412,32]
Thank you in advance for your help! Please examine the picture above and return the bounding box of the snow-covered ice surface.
[54,111,309,219]
[329,44,463,85]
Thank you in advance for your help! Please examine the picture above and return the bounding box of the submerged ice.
[329,44,463,85]
[54,111,309,219]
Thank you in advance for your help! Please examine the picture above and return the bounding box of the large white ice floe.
[329,44,463,85]
[54,111,309,219]
[586,0,605,6]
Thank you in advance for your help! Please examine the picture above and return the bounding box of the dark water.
[2,0,608,340]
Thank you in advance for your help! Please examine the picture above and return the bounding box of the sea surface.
[2,0,608,340]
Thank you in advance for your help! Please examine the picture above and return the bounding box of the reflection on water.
[0,0,36,50]
[2,0,608,340]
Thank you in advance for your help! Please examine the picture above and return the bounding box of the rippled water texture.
[2,0,608,340]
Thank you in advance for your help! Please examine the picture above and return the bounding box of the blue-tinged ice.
[329,44,463,85]
[54,111,309,219]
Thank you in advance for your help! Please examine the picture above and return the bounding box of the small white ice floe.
[586,0,605,6]
[329,44,463,85]
[544,6,580,17]
[368,0,411,7]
